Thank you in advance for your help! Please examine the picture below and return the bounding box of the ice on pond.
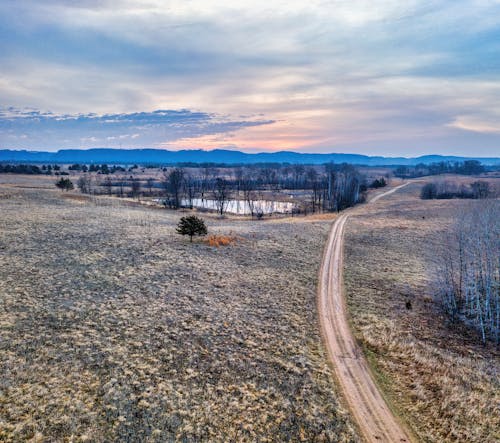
[180,198,297,214]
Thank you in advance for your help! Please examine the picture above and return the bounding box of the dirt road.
[318,183,413,443]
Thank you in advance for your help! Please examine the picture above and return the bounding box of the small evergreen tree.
[176,215,207,242]
[55,177,74,191]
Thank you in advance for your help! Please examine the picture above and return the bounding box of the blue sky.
[1,0,499,156]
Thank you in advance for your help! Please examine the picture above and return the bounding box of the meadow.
[343,182,500,442]
[0,175,357,442]
[1,173,498,442]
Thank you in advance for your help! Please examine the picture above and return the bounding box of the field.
[0,175,357,442]
[343,181,500,442]
[2,173,499,443]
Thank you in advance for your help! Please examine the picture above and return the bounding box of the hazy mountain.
[1,148,499,166]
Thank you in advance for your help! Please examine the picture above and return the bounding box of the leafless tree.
[233,167,244,194]
[103,176,113,195]
[183,173,196,209]
[146,177,155,196]
[118,174,126,197]
[322,163,361,211]
[131,177,141,198]
[200,166,218,202]
[77,174,92,194]
[306,167,322,212]
[162,168,185,209]
[292,164,305,189]
[470,181,490,199]
[241,175,256,217]
[437,201,499,343]
[213,177,230,215]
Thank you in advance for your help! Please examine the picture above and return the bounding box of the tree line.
[0,164,58,174]
[421,180,493,200]
[395,160,486,178]
[68,164,127,173]
[74,163,372,215]
[438,201,499,344]
[157,163,367,214]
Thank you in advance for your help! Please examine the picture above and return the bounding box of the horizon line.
[1,147,499,160]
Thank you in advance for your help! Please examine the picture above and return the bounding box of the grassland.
[0,176,357,442]
[343,182,500,442]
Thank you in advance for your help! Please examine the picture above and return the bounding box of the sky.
[1,0,500,157]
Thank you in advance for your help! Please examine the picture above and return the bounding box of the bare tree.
[470,181,490,199]
[437,201,500,343]
[146,177,155,196]
[162,168,185,209]
[241,175,256,217]
[306,167,322,212]
[118,174,126,197]
[103,176,113,195]
[324,162,336,211]
[292,164,305,189]
[130,177,141,198]
[200,166,218,202]
[183,173,196,209]
[322,163,362,211]
[77,174,92,194]
[233,167,244,195]
[213,177,230,215]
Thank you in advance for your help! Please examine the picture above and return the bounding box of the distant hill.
[0,148,499,166]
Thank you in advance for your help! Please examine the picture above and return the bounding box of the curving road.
[318,183,413,443]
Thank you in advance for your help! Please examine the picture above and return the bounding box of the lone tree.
[176,215,207,242]
[55,177,74,191]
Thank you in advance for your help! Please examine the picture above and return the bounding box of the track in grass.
[318,183,413,443]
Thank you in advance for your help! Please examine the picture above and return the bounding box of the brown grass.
[0,176,357,442]
[344,181,500,442]
[205,234,241,247]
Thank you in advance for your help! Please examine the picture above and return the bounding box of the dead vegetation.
[343,181,500,442]
[205,234,241,247]
[0,176,357,442]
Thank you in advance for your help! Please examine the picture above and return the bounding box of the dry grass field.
[344,181,500,442]
[0,175,358,442]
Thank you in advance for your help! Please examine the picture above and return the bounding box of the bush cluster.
[421,181,491,200]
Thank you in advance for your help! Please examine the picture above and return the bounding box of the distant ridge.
[1,148,499,166]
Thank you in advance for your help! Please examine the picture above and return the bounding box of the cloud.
[0,1,500,155]
[0,108,274,150]
[448,115,500,134]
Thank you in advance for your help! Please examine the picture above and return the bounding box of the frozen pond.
[153,198,297,215]
[184,198,297,215]
[153,197,298,215]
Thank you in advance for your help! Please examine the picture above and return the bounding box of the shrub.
[55,177,74,191]
[370,178,387,189]
[176,215,207,242]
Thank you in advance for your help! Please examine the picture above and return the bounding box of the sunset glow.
[1,1,500,156]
